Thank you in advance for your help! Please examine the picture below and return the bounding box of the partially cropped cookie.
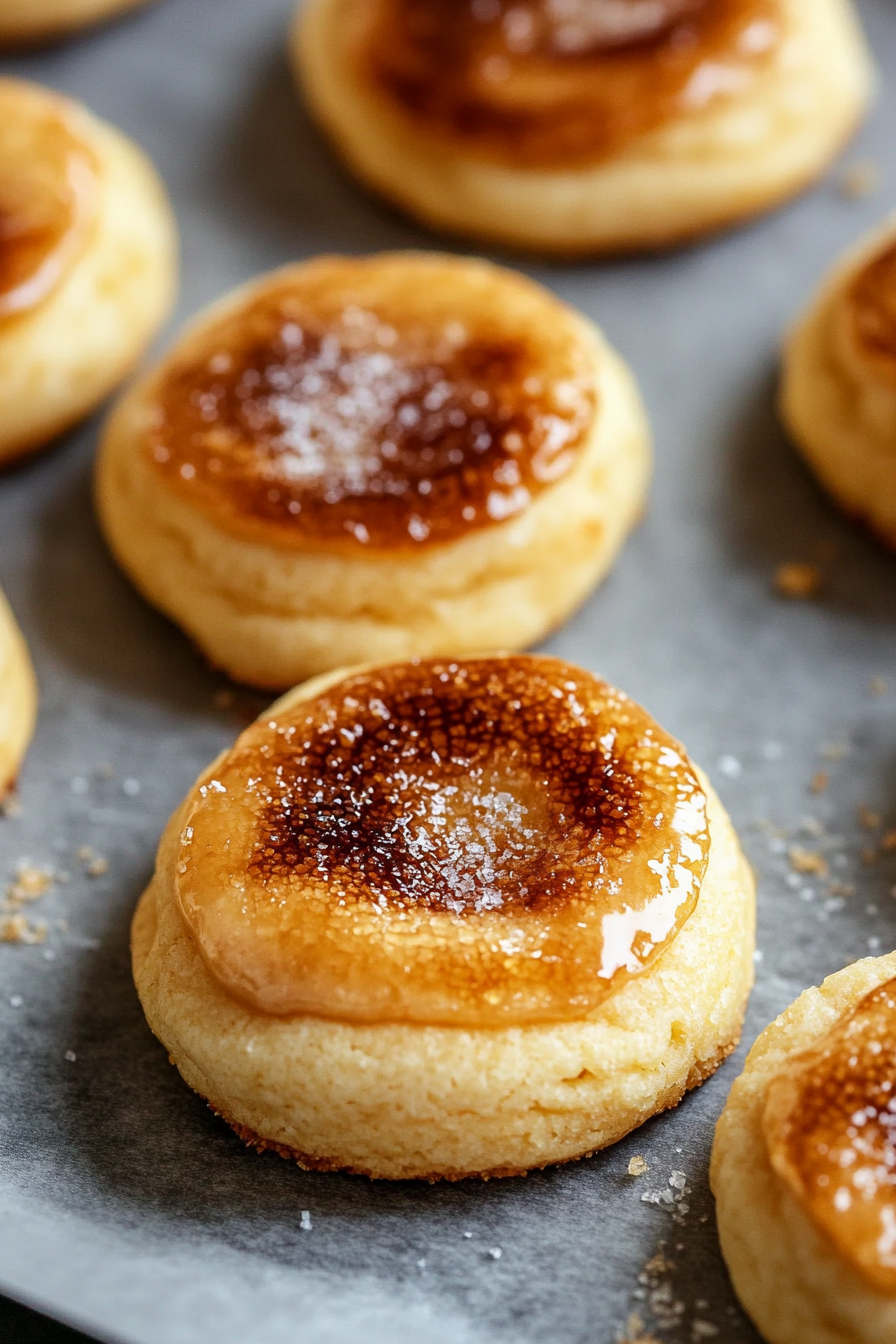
[781,219,896,548]
[292,0,872,256]
[133,654,755,1180]
[0,588,36,798]
[0,0,149,45]
[97,253,650,688]
[713,953,896,1344]
[0,78,177,466]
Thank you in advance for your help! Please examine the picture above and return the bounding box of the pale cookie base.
[0,0,148,44]
[0,96,177,466]
[711,952,896,1344]
[96,280,650,690]
[0,587,37,797]
[292,0,872,256]
[132,736,755,1182]
[781,217,896,549]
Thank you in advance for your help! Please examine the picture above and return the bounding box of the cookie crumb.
[774,562,821,599]
[1,914,47,944]
[300,1210,312,1231]
[880,831,896,852]
[5,863,54,906]
[809,771,829,795]
[78,847,108,878]
[789,846,828,876]
[628,1155,649,1177]
[858,804,881,831]
[870,676,888,697]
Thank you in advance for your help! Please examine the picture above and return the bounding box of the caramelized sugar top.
[0,80,97,321]
[148,256,596,552]
[176,656,709,1026]
[849,240,896,379]
[361,0,781,169]
[764,977,896,1293]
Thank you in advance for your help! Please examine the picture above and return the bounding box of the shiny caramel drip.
[148,259,596,551]
[764,977,896,1293]
[175,656,710,1026]
[362,0,782,169]
[849,241,896,378]
[0,80,97,322]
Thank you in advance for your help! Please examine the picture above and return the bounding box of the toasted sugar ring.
[132,654,755,1181]
[712,953,896,1344]
[291,0,872,256]
[0,0,150,46]
[96,253,650,689]
[781,218,896,550]
[0,587,37,798]
[0,78,177,466]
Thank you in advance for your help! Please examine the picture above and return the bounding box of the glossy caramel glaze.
[361,0,782,169]
[147,256,596,552]
[0,80,97,322]
[175,656,709,1026]
[849,240,896,378]
[764,977,896,1293]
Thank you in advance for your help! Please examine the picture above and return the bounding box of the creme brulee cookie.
[781,218,896,549]
[292,0,872,255]
[96,253,650,688]
[0,0,150,45]
[0,78,176,466]
[132,654,755,1181]
[712,953,896,1344]
[0,587,36,797]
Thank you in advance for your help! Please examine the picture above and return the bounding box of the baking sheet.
[2,2,896,1340]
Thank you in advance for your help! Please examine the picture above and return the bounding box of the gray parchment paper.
[2,2,896,1340]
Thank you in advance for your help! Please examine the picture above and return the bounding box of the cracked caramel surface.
[849,239,896,379]
[175,656,709,1026]
[146,255,596,552]
[764,977,896,1293]
[360,0,782,169]
[0,79,97,322]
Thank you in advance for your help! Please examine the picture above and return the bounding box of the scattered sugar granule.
[122,778,141,798]
[691,1323,719,1340]
[628,1156,650,1177]
[754,949,764,962]
[789,847,828,876]
[1,914,47,944]
[717,755,741,779]
[810,771,829,795]
[9,994,23,1008]
[487,1247,502,1260]
[775,562,821,599]
[70,776,89,795]
[417,1258,426,1269]
[762,741,784,761]
[869,936,882,951]
[859,805,881,831]
[300,1210,312,1232]
[871,676,888,697]
[462,1231,473,1239]
[839,160,880,199]
[64,1050,76,1062]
